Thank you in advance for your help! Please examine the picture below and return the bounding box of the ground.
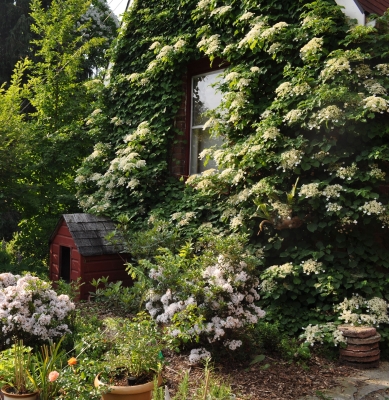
[77,301,357,400]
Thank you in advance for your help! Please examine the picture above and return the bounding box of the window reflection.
[190,70,224,175]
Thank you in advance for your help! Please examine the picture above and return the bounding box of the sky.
[108,0,129,20]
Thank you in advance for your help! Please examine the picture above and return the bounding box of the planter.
[94,373,162,400]
[338,325,381,369]
[1,386,38,400]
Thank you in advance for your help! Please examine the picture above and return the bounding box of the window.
[189,69,224,175]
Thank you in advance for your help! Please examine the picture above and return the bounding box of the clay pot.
[94,373,162,400]
[1,386,38,400]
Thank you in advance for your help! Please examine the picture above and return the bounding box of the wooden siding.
[359,0,389,15]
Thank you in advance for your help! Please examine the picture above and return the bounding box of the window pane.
[192,71,223,127]
[190,128,224,174]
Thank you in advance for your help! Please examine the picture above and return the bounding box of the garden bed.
[77,301,355,400]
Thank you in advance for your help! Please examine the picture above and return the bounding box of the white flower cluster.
[238,21,267,48]
[267,42,281,54]
[275,81,292,98]
[301,259,324,275]
[171,211,196,226]
[266,263,294,279]
[336,163,358,180]
[225,71,240,82]
[224,339,242,350]
[376,64,389,76]
[276,82,310,98]
[300,37,323,61]
[315,105,342,124]
[271,201,292,219]
[260,279,277,293]
[326,202,342,213]
[363,79,387,96]
[355,64,371,78]
[210,5,232,16]
[320,57,351,80]
[260,21,289,40]
[279,149,303,170]
[299,183,320,198]
[188,347,211,364]
[262,127,280,141]
[283,109,304,125]
[359,200,385,215]
[322,184,343,199]
[0,274,75,342]
[239,12,255,21]
[335,295,389,327]
[362,96,389,113]
[146,255,265,348]
[197,34,220,56]
[369,164,386,180]
[301,323,346,346]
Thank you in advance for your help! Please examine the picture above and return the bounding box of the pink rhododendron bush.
[0,273,75,345]
[141,234,265,356]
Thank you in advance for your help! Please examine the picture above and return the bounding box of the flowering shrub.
[300,295,389,346]
[143,235,265,352]
[0,273,75,345]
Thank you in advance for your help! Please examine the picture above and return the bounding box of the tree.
[0,60,31,239]
[9,0,116,261]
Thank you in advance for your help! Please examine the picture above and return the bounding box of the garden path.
[299,361,389,400]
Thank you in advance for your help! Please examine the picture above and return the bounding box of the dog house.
[49,213,131,300]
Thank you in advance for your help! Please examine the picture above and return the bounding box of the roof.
[51,213,126,257]
[358,0,389,14]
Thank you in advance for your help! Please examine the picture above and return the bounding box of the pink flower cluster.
[0,273,75,342]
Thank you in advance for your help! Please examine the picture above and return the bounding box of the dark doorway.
[59,246,71,282]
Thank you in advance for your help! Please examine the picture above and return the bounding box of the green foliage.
[89,277,138,313]
[251,321,311,363]
[76,0,389,351]
[100,313,165,381]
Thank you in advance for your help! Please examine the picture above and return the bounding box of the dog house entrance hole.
[60,246,71,282]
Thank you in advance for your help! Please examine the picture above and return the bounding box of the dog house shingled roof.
[50,213,126,256]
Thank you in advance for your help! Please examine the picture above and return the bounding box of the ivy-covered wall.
[76,0,389,339]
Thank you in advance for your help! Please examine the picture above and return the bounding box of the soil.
[76,301,358,400]
[162,349,356,399]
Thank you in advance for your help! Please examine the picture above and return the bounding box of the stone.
[340,352,380,363]
[338,325,377,338]
[346,333,381,345]
[345,343,379,352]
[340,348,380,358]
[340,359,380,369]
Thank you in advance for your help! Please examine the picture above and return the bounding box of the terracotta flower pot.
[94,373,162,400]
[1,386,39,400]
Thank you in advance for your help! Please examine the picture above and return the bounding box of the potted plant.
[94,313,164,400]
[0,340,39,400]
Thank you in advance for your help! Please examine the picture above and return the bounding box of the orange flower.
[67,357,77,366]
[48,371,59,382]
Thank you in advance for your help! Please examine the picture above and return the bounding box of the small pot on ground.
[94,373,162,400]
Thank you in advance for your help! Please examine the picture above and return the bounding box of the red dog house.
[49,213,131,299]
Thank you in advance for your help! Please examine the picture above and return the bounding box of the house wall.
[335,0,366,24]
[80,253,132,300]
[50,221,81,282]
[50,220,132,300]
